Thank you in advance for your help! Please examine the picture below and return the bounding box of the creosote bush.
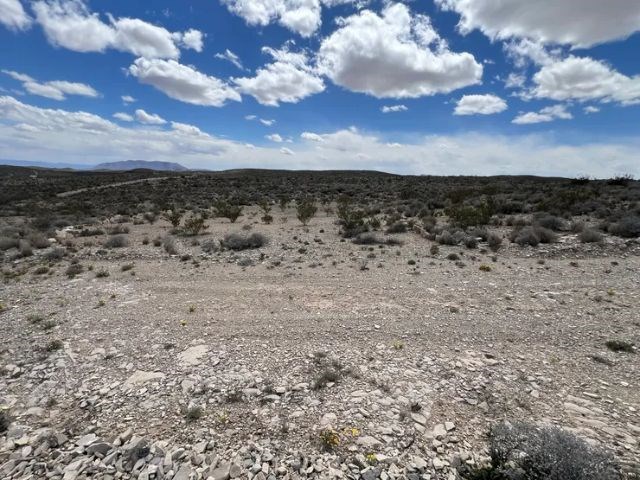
[163,236,178,255]
[222,232,268,250]
[214,199,243,223]
[579,228,603,243]
[461,421,621,480]
[104,235,128,249]
[296,198,317,226]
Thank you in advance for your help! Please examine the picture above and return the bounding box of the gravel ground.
[1,208,639,479]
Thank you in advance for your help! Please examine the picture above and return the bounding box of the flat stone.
[125,370,165,386]
[229,462,243,479]
[411,413,427,425]
[76,434,98,447]
[320,413,337,427]
[356,436,382,448]
[211,462,231,480]
[178,345,209,366]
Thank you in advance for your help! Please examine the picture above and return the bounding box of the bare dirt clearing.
[1,209,639,479]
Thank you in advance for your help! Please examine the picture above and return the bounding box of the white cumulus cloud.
[381,104,408,113]
[32,0,203,58]
[135,109,166,125]
[0,0,32,31]
[2,70,99,100]
[531,56,640,106]
[215,49,246,71]
[317,3,482,99]
[454,94,507,116]
[435,0,640,48]
[113,112,134,122]
[266,133,284,142]
[129,57,241,107]
[234,46,324,106]
[513,104,572,124]
[220,0,357,37]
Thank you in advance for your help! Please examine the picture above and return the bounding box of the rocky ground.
[1,208,639,479]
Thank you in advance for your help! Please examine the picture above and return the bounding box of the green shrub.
[461,422,620,480]
[579,228,603,243]
[182,215,208,236]
[222,232,268,250]
[214,200,243,223]
[104,235,128,248]
[296,198,317,226]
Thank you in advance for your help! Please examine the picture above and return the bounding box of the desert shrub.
[95,268,109,278]
[511,226,557,246]
[46,339,63,352]
[608,215,640,238]
[78,228,104,237]
[28,233,50,249]
[536,215,565,231]
[353,233,403,246]
[45,247,66,261]
[579,228,603,243]
[164,210,183,229]
[107,224,129,235]
[182,215,208,236]
[65,263,83,277]
[223,232,268,250]
[0,411,10,433]
[605,340,634,353]
[18,240,33,257]
[214,200,243,223]
[607,173,633,186]
[143,212,158,224]
[0,237,19,251]
[153,237,162,247]
[461,421,620,480]
[436,229,465,245]
[121,263,134,271]
[446,203,492,228]
[296,198,317,226]
[535,226,558,243]
[163,236,178,255]
[34,265,49,275]
[487,233,503,252]
[464,236,478,249]
[337,196,368,237]
[386,221,407,234]
[104,235,128,248]
[201,238,220,253]
[430,244,439,255]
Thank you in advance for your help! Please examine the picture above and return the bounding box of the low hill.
[93,160,188,171]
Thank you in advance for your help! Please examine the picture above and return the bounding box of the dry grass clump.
[104,235,128,248]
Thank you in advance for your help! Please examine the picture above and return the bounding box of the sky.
[0,0,639,177]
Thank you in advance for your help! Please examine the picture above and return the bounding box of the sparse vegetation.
[461,422,620,480]
[296,198,317,226]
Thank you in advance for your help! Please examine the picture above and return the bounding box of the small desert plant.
[18,240,33,257]
[46,339,63,352]
[214,199,243,223]
[605,340,634,353]
[201,238,220,253]
[65,263,83,277]
[511,226,557,247]
[319,428,340,451]
[106,224,129,235]
[296,198,317,226]
[479,264,492,272]
[95,268,109,278]
[461,421,621,480]
[185,405,204,422]
[487,232,503,252]
[163,236,178,255]
[579,228,603,243]
[0,411,11,433]
[182,214,208,236]
[430,244,439,255]
[121,263,134,272]
[104,235,128,248]
[163,210,183,229]
[222,232,268,250]
[45,247,66,261]
[608,215,640,238]
[386,221,407,234]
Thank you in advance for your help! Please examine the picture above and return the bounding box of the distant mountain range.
[93,160,189,171]
[0,159,189,172]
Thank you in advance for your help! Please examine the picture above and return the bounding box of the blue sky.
[0,0,639,176]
